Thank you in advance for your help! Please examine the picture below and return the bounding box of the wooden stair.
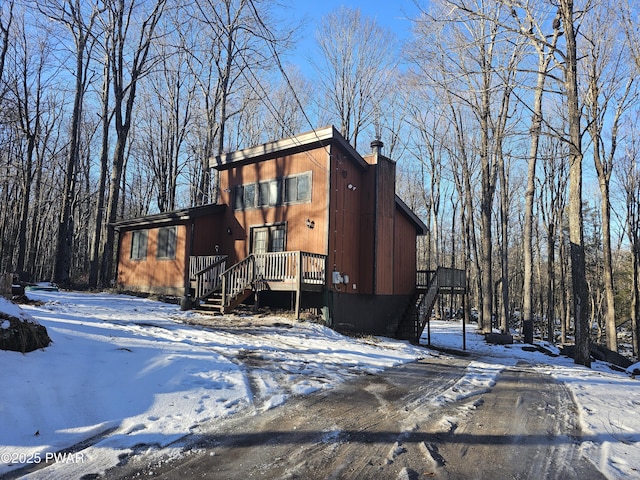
[194,255,256,314]
[395,292,424,341]
[395,267,466,343]
[198,288,254,314]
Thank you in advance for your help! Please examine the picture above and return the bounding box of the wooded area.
[1,0,639,365]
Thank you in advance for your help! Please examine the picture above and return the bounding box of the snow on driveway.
[0,291,425,478]
[423,320,640,479]
[1,291,639,479]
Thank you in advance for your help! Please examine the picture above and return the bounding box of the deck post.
[462,292,467,350]
[295,251,302,319]
[221,275,227,311]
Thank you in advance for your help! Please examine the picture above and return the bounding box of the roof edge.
[395,195,428,235]
[211,126,368,170]
[113,203,225,230]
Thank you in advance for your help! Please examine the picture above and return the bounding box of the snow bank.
[0,291,425,478]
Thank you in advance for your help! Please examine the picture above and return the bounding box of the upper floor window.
[157,226,177,259]
[234,172,312,210]
[130,230,148,260]
[285,173,311,203]
[258,179,282,207]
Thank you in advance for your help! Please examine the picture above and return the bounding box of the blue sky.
[295,0,419,39]
[287,0,421,73]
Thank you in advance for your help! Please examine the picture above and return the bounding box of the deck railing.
[221,255,256,307]
[254,252,296,281]
[253,251,326,285]
[213,251,326,309]
[190,255,225,278]
[416,270,435,289]
[191,255,227,300]
[301,252,326,284]
[417,268,466,291]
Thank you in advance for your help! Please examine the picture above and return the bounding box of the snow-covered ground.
[1,290,639,479]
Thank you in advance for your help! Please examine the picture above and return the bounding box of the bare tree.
[190,0,247,205]
[100,0,167,286]
[9,9,49,276]
[618,123,640,357]
[135,28,196,213]
[538,136,569,343]
[411,0,525,333]
[617,0,640,357]
[504,1,563,343]
[404,89,446,270]
[313,6,398,149]
[0,0,14,102]
[581,0,637,352]
[88,32,111,288]
[38,0,102,285]
[557,0,591,367]
[260,68,311,142]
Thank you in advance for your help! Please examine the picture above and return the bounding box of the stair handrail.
[220,255,256,308]
[415,270,440,342]
[193,256,228,301]
[414,267,467,341]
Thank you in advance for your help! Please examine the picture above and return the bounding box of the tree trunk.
[88,57,110,288]
[479,61,494,334]
[559,221,569,344]
[560,0,590,367]
[633,245,640,357]
[498,151,509,334]
[599,177,617,351]
[547,225,556,343]
[523,24,560,343]
[100,0,166,285]
[53,36,86,285]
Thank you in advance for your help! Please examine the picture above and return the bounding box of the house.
[114,126,464,337]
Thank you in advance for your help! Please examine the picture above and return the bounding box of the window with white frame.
[130,230,148,260]
[234,172,311,210]
[156,226,177,259]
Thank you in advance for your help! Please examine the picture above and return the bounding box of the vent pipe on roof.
[371,139,383,156]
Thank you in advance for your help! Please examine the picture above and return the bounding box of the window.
[243,183,256,209]
[157,226,177,259]
[271,226,285,252]
[284,173,311,203]
[284,176,298,203]
[234,172,311,210]
[130,230,148,260]
[297,173,311,201]
[258,179,281,207]
[234,186,244,210]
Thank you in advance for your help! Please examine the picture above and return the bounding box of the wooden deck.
[416,268,466,293]
[192,257,467,336]
[191,251,326,316]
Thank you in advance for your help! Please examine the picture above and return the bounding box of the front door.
[251,224,286,254]
[252,227,269,254]
[251,224,287,280]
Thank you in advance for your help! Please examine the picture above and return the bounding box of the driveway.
[103,355,604,479]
